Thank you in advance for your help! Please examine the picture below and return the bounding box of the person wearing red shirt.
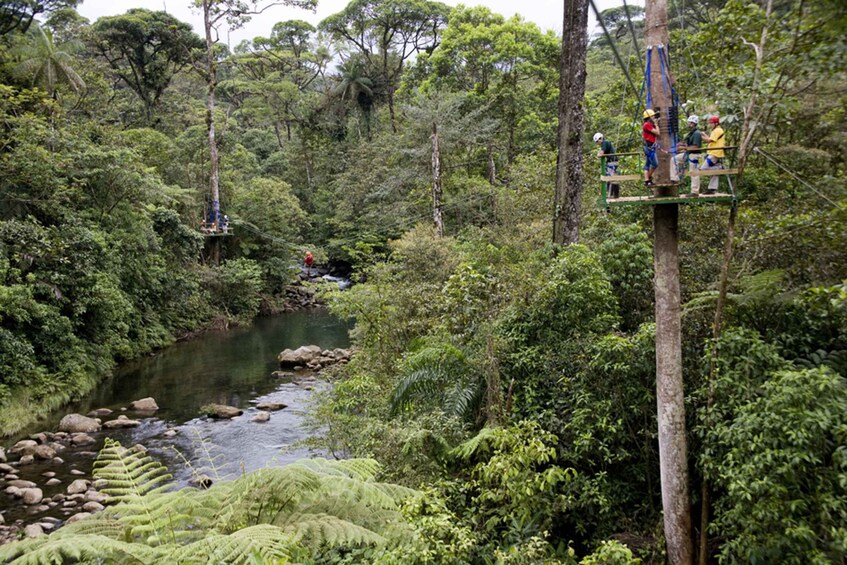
[642,109,660,187]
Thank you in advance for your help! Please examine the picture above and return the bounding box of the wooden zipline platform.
[606,192,735,207]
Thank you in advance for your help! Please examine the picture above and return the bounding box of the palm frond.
[443,380,484,421]
[389,367,448,415]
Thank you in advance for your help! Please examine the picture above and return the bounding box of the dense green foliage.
[1,0,845,561]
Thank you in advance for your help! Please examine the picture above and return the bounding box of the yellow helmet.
[643,109,656,119]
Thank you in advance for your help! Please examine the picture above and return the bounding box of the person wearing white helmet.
[671,115,704,196]
[594,132,620,198]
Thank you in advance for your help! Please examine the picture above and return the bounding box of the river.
[0,309,349,527]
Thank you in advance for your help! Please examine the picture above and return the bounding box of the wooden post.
[431,122,444,238]
[646,0,692,563]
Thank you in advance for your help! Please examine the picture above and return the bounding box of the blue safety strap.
[657,45,678,157]
[645,46,652,110]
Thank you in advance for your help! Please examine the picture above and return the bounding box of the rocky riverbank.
[0,345,352,545]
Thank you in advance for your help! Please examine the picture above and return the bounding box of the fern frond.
[294,457,382,481]
[168,525,298,565]
[279,513,385,547]
[94,439,174,501]
[0,534,162,565]
[449,426,499,461]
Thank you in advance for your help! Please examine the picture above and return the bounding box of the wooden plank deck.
[605,193,735,206]
[600,174,643,181]
[685,168,739,177]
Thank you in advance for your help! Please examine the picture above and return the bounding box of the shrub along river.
[0,309,350,532]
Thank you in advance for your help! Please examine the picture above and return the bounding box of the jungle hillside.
[0,0,845,562]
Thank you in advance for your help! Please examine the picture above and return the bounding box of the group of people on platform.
[595,110,726,198]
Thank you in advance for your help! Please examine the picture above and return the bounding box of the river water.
[1,309,349,525]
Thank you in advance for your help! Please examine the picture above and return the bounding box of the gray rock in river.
[24,524,44,538]
[278,345,322,367]
[255,402,287,411]
[58,414,101,433]
[19,455,34,466]
[103,416,140,429]
[67,479,89,495]
[250,412,270,423]
[66,512,91,524]
[71,433,96,446]
[45,478,61,486]
[21,488,43,505]
[0,463,13,474]
[7,480,36,489]
[87,408,113,418]
[82,501,104,512]
[10,440,37,455]
[0,447,5,462]
[129,397,159,412]
[33,445,56,460]
[201,404,243,419]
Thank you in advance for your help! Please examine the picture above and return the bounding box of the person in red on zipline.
[642,109,660,188]
[304,251,314,277]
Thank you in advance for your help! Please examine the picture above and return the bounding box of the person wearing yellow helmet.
[642,109,660,187]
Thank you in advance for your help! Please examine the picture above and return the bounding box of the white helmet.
[687,115,699,124]
[593,132,604,143]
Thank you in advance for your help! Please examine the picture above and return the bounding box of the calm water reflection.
[2,310,349,523]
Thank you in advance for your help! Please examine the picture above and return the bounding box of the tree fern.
[168,525,298,564]
[1,442,421,564]
[0,534,161,565]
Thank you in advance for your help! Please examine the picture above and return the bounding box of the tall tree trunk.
[737,0,773,172]
[552,0,589,245]
[431,122,444,238]
[646,0,692,562]
[202,0,220,234]
[387,86,397,133]
[487,142,496,185]
[653,202,691,565]
[698,203,738,565]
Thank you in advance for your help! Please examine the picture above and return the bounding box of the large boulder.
[129,397,158,412]
[201,404,243,419]
[58,414,101,433]
[278,345,322,367]
[250,412,270,423]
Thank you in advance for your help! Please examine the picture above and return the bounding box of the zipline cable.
[589,0,641,96]
[753,147,845,210]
